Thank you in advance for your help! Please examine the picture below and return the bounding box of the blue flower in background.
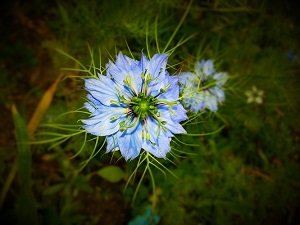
[179,59,227,112]
[128,206,160,225]
[286,50,298,62]
[82,52,187,160]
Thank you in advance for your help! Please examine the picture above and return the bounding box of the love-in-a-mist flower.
[82,52,187,160]
[179,60,227,112]
[245,86,264,104]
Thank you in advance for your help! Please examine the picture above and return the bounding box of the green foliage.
[97,166,126,183]
[1,0,299,225]
[12,105,39,225]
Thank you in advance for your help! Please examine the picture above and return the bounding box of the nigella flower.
[82,52,187,160]
[245,86,264,104]
[179,59,227,112]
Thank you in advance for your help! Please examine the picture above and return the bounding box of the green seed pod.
[141,112,147,120]
[133,105,140,113]
[131,96,139,102]
[110,100,120,105]
[146,132,150,141]
[146,73,152,82]
[126,76,131,84]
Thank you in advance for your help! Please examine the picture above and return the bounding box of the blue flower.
[128,206,160,225]
[82,52,187,160]
[179,59,227,112]
[286,51,298,62]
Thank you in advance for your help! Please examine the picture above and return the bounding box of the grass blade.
[12,105,39,225]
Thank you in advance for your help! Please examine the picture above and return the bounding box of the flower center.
[199,77,215,89]
[139,100,149,111]
[131,93,158,120]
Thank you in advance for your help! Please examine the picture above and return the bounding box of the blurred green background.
[0,0,299,224]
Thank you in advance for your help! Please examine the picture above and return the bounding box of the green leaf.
[74,176,93,193]
[43,183,64,195]
[12,105,38,225]
[97,166,125,183]
[12,105,31,185]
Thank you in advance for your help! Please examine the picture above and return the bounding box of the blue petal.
[145,135,171,158]
[159,75,179,102]
[146,54,168,94]
[85,95,127,116]
[210,87,225,102]
[129,64,144,94]
[190,103,205,112]
[106,61,129,85]
[139,52,149,72]
[84,102,96,114]
[201,59,215,76]
[204,94,218,112]
[147,53,168,79]
[82,118,120,136]
[161,112,187,135]
[115,52,139,69]
[86,94,102,108]
[190,93,206,112]
[213,72,227,86]
[170,104,188,122]
[106,135,120,152]
[85,77,119,106]
[117,122,143,160]
[82,105,127,136]
[142,118,171,158]
[178,72,195,86]
[106,54,142,94]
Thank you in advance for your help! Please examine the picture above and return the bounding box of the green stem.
[163,0,193,52]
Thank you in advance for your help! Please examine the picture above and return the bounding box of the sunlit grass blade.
[28,74,62,139]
